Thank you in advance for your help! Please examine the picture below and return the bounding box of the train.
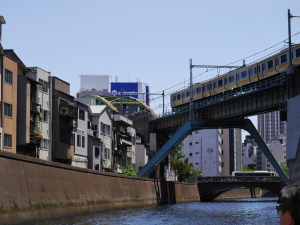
[231,171,275,177]
[170,44,300,108]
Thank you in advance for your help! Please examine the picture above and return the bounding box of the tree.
[282,165,289,177]
[242,165,255,171]
[122,165,137,177]
[191,168,202,177]
[170,142,192,182]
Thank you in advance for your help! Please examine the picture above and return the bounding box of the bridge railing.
[197,176,283,182]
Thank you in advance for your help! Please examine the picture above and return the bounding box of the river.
[39,197,279,225]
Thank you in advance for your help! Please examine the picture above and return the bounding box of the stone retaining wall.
[0,151,199,224]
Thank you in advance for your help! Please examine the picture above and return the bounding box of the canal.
[39,197,279,225]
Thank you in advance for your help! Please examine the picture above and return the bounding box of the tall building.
[182,129,241,177]
[258,111,286,144]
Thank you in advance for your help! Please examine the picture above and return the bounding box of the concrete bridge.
[197,176,285,201]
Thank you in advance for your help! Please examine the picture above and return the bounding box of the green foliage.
[242,165,255,171]
[122,165,137,177]
[171,142,193,182]
[282,165,289,176]
[191,168,202,177]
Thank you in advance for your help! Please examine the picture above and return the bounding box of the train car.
[170,43,300,111]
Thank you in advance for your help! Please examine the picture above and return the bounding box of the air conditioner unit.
[61,108,69,114]
[69,120,77,128]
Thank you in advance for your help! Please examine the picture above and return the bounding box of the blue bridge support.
[137,118,289,184]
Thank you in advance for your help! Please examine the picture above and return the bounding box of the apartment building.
[258,111,286,144]
[88,105,112,171]
[73,100,89,168]
[113,114,136,173]
[51,77,77,164]
[0,16,5,150]
[17,67,51,159]
[2,50,27,153]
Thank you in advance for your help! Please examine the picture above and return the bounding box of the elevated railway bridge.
[136,65,300,186]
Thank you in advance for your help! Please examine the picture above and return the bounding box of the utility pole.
[287,9,300,72]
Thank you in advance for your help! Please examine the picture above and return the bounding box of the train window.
[218,79,223,87]
[196,87,201,94]
[281,54,287,64]
[248,68,252,76]
[173,96,176,102]
[275,58,279,66]
[186,91,190,97]
[254,67,257,74]
[203,85,206,92]
[236,73,240,81]
[296,48,300,58]
[228,75,235,83]
[267,60,273,69]
[206,84,210,90]
[241,70,247,79]
[177,94,181,100]
[224,77,228,85]
[213,82,216,89]
[258,65,261,73]
[262,63,265,71]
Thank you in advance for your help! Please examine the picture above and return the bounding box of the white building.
[79,75,111,94]
[183,129,222,176]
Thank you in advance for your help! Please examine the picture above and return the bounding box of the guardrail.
[197,176,283,182]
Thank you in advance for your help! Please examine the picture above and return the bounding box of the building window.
[5,69,13,85]
[4,103,12,118]
[195,152,199,155]
[195,163,199,165]
[41,139,48,149]
[60,128,73,145]
[79,109,85,120]
[195,142,199,144]
[189,153,193,156]
[39,79,49,93]
[77,134,81,146]
[95,147,100,158]
[95,164,99,170]
[4,134,12,148]
[82,136,85,148]
[43,110,48,122]
[189,142,192,146]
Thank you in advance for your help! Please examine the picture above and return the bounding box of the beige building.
[2,50,26,153]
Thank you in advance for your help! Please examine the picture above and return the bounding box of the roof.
[4,49,27,70]
[89,105,107,115]
[0,16,6,24]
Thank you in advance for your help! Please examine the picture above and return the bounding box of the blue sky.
[1,1,300,138]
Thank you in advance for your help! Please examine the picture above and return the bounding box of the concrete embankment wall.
[0,151,199,225]
[216,188,262,199]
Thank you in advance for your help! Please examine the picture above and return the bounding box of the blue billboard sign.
[111,83,138,99]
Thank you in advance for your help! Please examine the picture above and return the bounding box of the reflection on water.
[39,197,279,225]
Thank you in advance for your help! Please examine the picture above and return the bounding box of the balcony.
[30,102,41,115]
[30,133,41,146]
[59,102,77,118]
